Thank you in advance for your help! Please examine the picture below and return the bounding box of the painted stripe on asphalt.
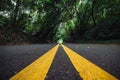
[10,45,59,80]
[62,44,118,80]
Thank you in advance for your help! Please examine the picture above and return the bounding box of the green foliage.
[0,0,120,42]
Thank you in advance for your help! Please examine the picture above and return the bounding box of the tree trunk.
[12,0,21,33]
[91,0,96,28]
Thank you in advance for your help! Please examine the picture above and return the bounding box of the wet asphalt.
[0,44,120,80]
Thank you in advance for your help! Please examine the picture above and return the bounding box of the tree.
[0,0,120,43]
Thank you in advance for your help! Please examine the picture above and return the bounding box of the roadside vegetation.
[0,0,120,45]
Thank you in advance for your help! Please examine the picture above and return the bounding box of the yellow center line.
[62,44,118,80]
[10,45,59,80]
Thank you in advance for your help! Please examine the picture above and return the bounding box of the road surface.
[0,44,120,80]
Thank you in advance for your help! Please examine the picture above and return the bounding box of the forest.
[0,0,120,44]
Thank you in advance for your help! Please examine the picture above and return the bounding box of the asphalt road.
[45,46,82,80]
[65,44,120,79]
[0,44,55,80]
[0,44,120,80]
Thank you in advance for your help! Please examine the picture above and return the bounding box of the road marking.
[62,44,118,80]
[10,45,59,80]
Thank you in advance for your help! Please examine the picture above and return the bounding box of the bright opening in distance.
[57,39,63,44]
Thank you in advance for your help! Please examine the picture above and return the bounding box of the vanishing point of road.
[0,44,120,80]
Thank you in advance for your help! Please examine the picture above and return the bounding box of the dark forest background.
[0,0,120,45]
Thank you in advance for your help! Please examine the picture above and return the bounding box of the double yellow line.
[10,44,118,80]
